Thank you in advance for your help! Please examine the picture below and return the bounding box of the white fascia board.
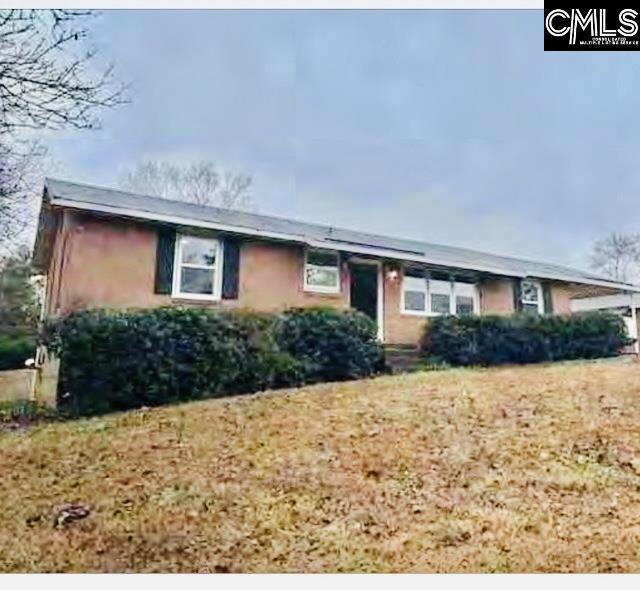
[571,293,634,311]
[51,197,306,243]
[524,271,640,293]
[308,240,640,291]
[304,239,528,279]
[572,292,640,311]
[53,196,525,278]
[51,196,640,293]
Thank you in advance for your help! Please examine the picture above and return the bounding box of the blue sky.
[46,10,640,270]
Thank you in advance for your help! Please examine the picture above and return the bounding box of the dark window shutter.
[513,279,523,312]
[154,227,176,294]
[543,283,553,315]
[221,238,241,299]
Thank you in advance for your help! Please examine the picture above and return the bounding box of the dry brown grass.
[1,357,640,572]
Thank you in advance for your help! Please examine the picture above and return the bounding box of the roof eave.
[32,187,58,272]
[47,191,640,294]
[47,193,532,278]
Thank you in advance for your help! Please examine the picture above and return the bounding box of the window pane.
[431,293,450,314]
[180,267,214,295]
[306,267,339,288]
[522,302,539,314]
[307,249,338,267]
[429,279,451,295]
[521,280,539,302]
[181,237,217,266]
[456,295,474,316]
[404,291,426,312]
[404,276,426,292]
[454,282,476,298]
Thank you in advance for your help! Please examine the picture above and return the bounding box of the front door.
[350,262,380,333]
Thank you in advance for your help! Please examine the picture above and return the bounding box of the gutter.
[51,196,308,244]
[48,194,640,294]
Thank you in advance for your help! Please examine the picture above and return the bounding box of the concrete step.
[384,345,422,374]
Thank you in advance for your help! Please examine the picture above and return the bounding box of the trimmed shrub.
[420,311,629,367]
[0,334,35,371]
[273,307,385,383]
[45,306,383,416]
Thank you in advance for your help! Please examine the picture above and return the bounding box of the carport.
[571,293,640,354]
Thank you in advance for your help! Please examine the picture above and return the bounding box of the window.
[456,296,475,315]
[429,280,451,315]
[455,281,477,316]
[402,267,427,313]
[401,268,479,316]
[403,276,427,312]
[304,248,340,293]
[521,279,543,314]
[173,235,222,300]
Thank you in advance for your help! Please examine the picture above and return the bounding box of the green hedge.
[274,307,385,383]
[45,306,384,416]
[0,334,36,371]
[420,311,630,366]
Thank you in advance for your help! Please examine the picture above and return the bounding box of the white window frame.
[303,248,341,294]
[172,234,224,301]
[401,274,429,316]
[401,266,479,317]
[521,279,543,314]
[429,279,453,315]
[453,281,480,316]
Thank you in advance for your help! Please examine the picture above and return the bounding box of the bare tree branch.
[120,160,253,210]
[0,9,128,134]
[0,9,127,256]
[0,141,42,255]
[589,232,640,284]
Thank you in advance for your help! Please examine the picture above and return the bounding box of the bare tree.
[120,160,253,210]
[0,9,127,253]
[0,10,126,134]
[0,142,43,254]
[589,232,640,283]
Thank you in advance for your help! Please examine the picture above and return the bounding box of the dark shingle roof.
[41,177,639,291]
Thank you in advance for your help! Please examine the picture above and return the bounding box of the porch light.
[387,268,399,281]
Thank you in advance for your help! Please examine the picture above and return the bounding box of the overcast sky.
[46,10,640,271]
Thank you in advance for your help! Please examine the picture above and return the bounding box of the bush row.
[45,306,385,416]
[0,334,36,371]
[420,311,630,366]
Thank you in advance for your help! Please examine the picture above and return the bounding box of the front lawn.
[1,358,640,572]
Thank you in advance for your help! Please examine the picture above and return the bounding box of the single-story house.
[32,178,640,346]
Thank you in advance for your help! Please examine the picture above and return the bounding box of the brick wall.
[550,283,573,314]
[479,278,515,314]
[46,211,350,316]
[382,264,426,345]
[44,210,584,346]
